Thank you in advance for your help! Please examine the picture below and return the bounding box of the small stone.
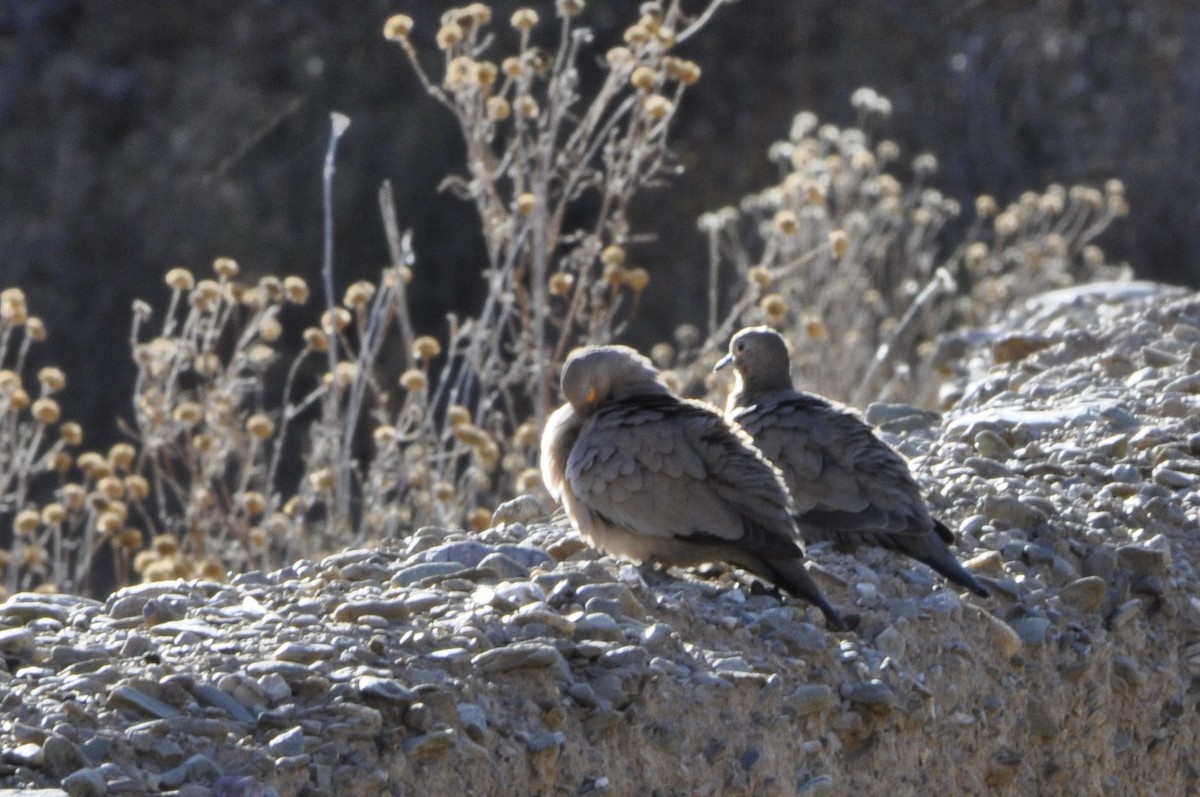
[271,642,335,665]
[42,735,88,780]
[797,775,835,795]
[1153,466,1200,489]
[402,728,457,756]
[979,610,1022,658]
[1112,655,1146,689]
[0,627,35,657]
[973,429,1014,459]
[471,643,568,676]
[62,767,107,797]
[525,731,564,753]
[1012,617,1052,646]
[159,754,222,789]
[845,680,895,713]
[784,685,833,718]
[491,495,549,526]
[330,598,409,623]
[357,676,415,706]
[477,552,529,580]
[864,403,941,432]
[874,626,905,658]
[993,333,1052,363]
[391,562,465,587]
[1058,576,1107,612]
[1107,599,1143,630]
[1116,544,1169,578]
[457,703,489,742]
[267,726,305,757]
[109,684,180,719]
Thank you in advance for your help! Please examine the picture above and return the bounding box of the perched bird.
[715,326,988,597]
[541,344,847,630]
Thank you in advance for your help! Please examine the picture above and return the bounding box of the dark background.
[1,0,1196,449]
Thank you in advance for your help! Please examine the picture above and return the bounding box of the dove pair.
[541,327,985,631]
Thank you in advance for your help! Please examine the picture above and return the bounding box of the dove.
[715,326,988,597]
[541,344,847,630]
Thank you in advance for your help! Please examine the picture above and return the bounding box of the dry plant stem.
[321,112,352,533]
[379,182,416,370]
[852,267,956,407]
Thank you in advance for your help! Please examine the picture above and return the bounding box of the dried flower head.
[773,210,799,236]
[165,267,195,291]
[246,413,275,440]
[303,327,329,351]
[344,280,376,309]
[383,14,414,41]
[38,367,66,394]
[283,276,309,304]
[829,230,849,260]
[447,404,472,428]
[258,316,282,343]
[108,443,136,470]
[436,22,464,49]
[13,509,39,536]
[516,192,537,215]
[31,397,59,424]
[516,96,539,120]
[322,307,352,334]
[486,96,511,121]
[557,0,585,16]
[41,503,67,525]
[760,293,788,322]
[213,257,239,280]
[309,468,335,492]
[624,267,650,292]
[548,272,574,297]
[400,368,428,392]
[643,95,673,120]
[25,317,46,341]
[59,421,83,446]
[631,66,657,91]
[511,8,539,31]
[412,335,442,361]
[373,425,397,445]
[468,507,493,531]
[125,474,150,499]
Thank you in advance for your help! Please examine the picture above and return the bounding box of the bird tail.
[908,521,990,597]
[759,556,849,631]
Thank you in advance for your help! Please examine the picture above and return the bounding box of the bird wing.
[732,390,935,541]
[567,395,800,558]
[540,402,584,503]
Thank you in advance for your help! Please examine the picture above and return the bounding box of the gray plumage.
[715,326,988,597]
[541,344,847,629]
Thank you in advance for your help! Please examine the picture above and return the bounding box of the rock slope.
[2,282,1199,797]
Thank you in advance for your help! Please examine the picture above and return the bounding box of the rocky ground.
[2,281,1200,797]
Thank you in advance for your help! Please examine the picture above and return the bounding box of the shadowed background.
[1,0,1195,449]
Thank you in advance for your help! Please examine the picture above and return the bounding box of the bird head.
[560,345,669,413]
[714,326,794,393]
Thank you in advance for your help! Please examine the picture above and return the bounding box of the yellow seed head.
[343,280,376,309]
[153,534,180,557]
[511,8,539,31]
[463,3,492,24]
[8,387,30,411]
[283,276,309,304]
[165,267,195,291]
[52,452,71,472]
[193,352,221,376]
[486,96,511,121]
[476,439,501,467]
[309,468,335,492]
[513,421,539,447]
[516,467,543,492]
[468,507,493,532]
[125,474,150,499]
[600,245,626,267]
[548,272,575,297]
[213,257,239,279]
[59,421,83,446]
[447,404,471,427]
[303,327,329,351]
[453,423,490,448]
[257,316,282,343]
[61,484,86,510]
[603,264,627,287]
[108,442,136,470]
[173,402,203,426]
[373,425,397,445]
[475,61,498,89]
[631,66,657,91]
[96,511,123,536]
[37,367,66,394]
[412,335,442,361]
[433,481,455,501]
[773,210,799,236]
[965,242,989,270]
[13,509,39,536]
[557,0,585,16]
[0,370,19,391]
[25,317,46,341]
[624,23,651,45]
[748,265,773,290]
[643,94,673,120]
[383,13,414,41]
[829,229,849,260]
[400,368,428,392]
[436,22,464,49]
[760,293,788,321]
[192,432,215,453]
[975,194,998,217]
[249,526,269,549]
[118,528,143,551]
[516,96,538,119]
[334,361,358,387]
[246,413,275,440]
[516,192,537,215]
[76,451,110,478]
[606,47,634,68]
[445,56,475,89]
[1083,245,1105,268]
[31,397,60,424]
[803,314,827,339]
[994,212,1020,237]
[41,503,67,525]
[98,476,125,501]
[321,307,352,334]
[502,56,523,77]
[240,490,267,517]
[624,267,650,292]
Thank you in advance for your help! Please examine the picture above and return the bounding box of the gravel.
[1,282,1199,795]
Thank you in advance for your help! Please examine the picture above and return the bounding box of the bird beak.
[713,353,733,372]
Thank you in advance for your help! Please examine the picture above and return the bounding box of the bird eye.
[734,341,745,353]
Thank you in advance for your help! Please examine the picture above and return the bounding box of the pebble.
[1057,576,1108,612]
[470,643,568,676]
[1011,617,1052,646]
